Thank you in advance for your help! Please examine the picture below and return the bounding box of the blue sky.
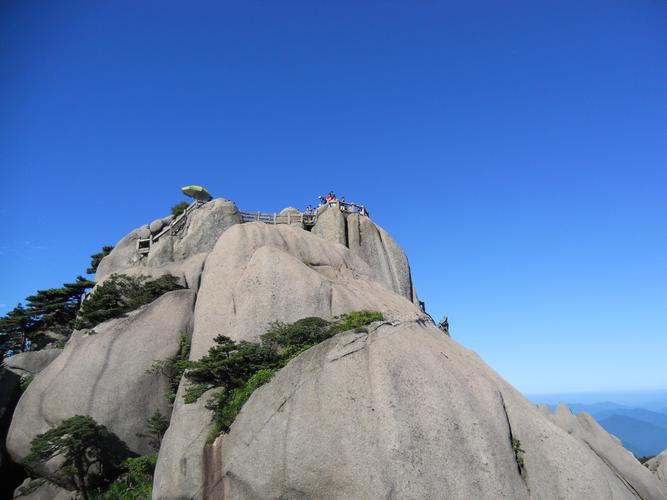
[1,1,665,394]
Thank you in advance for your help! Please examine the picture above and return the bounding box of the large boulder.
[647,450,667,486]
[190,222,424,358]
[7,289,196,470]
[13,478,75,500]
[153,222,426,498]
[3,350,62,377]
[311,206,416,303]
[96,198,241,281]
[215,320,667,500]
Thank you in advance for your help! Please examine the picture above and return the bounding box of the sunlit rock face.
[7,197,667,500]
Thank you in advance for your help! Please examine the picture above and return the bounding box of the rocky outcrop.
[95,198,241,282]
[191,222,424,358]
[3,350,61,377]
[6,196,664,500]
[538,404,665,499]
[215,320,667,500]
[7,289,196,471]
[154,222,426,498]
[647,450,667,485]
[311,205,416,303]
[13,478,75,500]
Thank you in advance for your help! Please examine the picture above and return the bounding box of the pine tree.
[87,246,114,275]
[27,415,130,500]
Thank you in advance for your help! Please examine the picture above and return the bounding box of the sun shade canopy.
[181,185,212,201]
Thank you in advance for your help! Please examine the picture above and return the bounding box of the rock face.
[6,290,196,470]
[3,350,61,377]
[647,450,667,485]
[13,478,75,500]
[154,222,427,499]
[311,206,416,303]
[5,196,665,500]
[95,198,241,282]
[216,320,667,500]
[190,222,424,359]
[539,404,664,499]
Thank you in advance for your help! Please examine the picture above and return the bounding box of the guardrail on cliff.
[239,211,317,226]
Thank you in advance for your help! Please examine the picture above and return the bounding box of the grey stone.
[95,252,208,293]
[149,218,165,234]
[647,450,667,485]
[7,290,196,470]
[214,321,667,500]
[543,404,667,499]
[3,350,61,377]
[95,198,241,281]
[153,222,426,499]
[311,205,415,303]
[311,204,347,245]
[13,478,76,500]
[152,383,220,500]
[190,222,425,358]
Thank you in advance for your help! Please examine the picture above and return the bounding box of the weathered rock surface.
[7,196,663,500]
[539,404,664,499]
[154,222,427,498]
[647,450,667,485]
[3,350,61,377]
[311,205,415,303]
[95,198,241,281]
[152,384,220,500]
[7,290,196,470]
[191,222,425,358]
[13,478,75,500]
[217,320,667,500]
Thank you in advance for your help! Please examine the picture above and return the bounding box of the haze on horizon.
[1,1,665,395]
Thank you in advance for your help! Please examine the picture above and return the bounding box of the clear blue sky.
[1,1,665,394]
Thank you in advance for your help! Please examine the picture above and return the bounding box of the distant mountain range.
[542,402,667,457]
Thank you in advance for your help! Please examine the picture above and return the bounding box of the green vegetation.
[27,415,131,500]
[87,246,114,275]
[149,335,191,404]
[136,410,169,452]
[0,244,112,355]
[92,455,156,500]
[19,374,33,392]
[512,438,525,472]
[73,274,183,330]
[184,311,383,441]
[171,201,189,217]
[0,276,95,356]
[638,455,655,465]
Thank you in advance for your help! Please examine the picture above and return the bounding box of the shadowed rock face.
[6,290,196,471]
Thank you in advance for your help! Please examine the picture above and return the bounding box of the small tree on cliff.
[87,245,114,275]
[27,415,130,500]
[171,201,189,217]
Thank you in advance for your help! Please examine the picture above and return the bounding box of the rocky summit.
[2,197,667,499]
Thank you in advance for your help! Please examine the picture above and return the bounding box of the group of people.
[305,191,369,217]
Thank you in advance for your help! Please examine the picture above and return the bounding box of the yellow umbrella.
[181,185,212,202]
